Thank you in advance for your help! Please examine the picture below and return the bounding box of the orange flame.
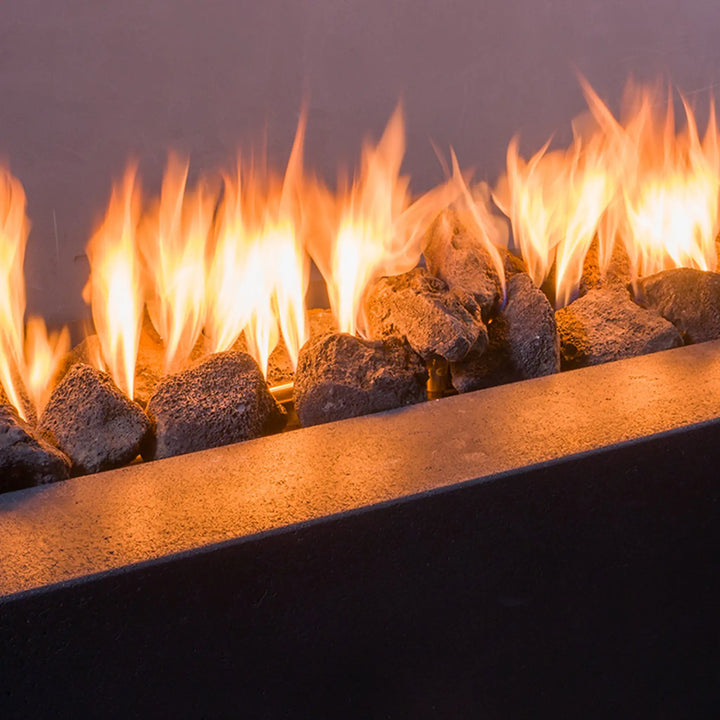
[204,117,309,375]
[139,155,215,372]
[24,318,70,415]
[581,78,720,280]
[309,105,455,336]
[496,78,720,306]
[0,170,30,416]
[495,129,615,308]
[84,167,143,398]
[0,170,70,419]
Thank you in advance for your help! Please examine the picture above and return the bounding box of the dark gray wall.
[1,0,718,324]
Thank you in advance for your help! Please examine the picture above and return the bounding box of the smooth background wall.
[1,0,718,324]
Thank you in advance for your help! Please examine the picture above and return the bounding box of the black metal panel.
[2,420,720,718]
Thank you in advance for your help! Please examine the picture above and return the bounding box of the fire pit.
[2,65,720,715]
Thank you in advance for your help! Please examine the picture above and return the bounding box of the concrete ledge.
[2,342,720,716]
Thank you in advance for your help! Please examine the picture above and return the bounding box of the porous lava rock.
[366,268,487,362]
[39,364,151,475]
[294,333,428,427]
[450,272,559,392]
[635,268,720,344]
[555,288,683,370]
[0,404,70,493]
[145,351,285,460]
[423,208,504,317]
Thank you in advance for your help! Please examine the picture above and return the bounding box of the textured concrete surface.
[2,339,720,598]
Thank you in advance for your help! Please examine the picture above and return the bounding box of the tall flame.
[495,78,720,306]
[309,105,455,336]
[204,116,309,375]
[0,169,70,419]
[84,167,143,398]
[139,156,215,372]
[0,170,30,416]
[581,78,720,280]
[495,127,616,307]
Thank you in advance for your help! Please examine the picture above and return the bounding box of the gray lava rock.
[39,364,151,475]
[423,208,504,317]
[555,288,683,369]
[635,268,720,344]
[451,272,559,392]
[145,351,285,460]
[294,333,428,427]
[0,404,70,493]
[366,268,487,362]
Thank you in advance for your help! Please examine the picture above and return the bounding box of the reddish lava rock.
[635,268,720,344]
[366,267,487,362]
[451,272,559,392]
[555,288,683,369]
[39,364,151,476]
[145,351,286,460]
[294,333,428,427]
[0,404,70,493]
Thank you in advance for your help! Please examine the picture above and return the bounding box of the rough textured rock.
[39,364,151,475]
[366,268,487,362]
[294,333,428,427]
[423,208,504,317]
[451,273,559,392]
[555,288,683,369]
[635,268,720,344]
[145,351,286,460]
[0,404,70,493]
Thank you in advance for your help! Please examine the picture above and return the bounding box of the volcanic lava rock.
[450,272,559,392]
[635,268,720,344]
[423,208,504,317]
[294,333,428,427]
[366,268,487,362]
[0,404,70,493]
[39,364,151,475]
[555,288,683,370]
[145,351,286,460]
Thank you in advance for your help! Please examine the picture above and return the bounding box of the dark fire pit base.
[2,343,720,718]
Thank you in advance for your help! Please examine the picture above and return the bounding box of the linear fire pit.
[2,341,720,717]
